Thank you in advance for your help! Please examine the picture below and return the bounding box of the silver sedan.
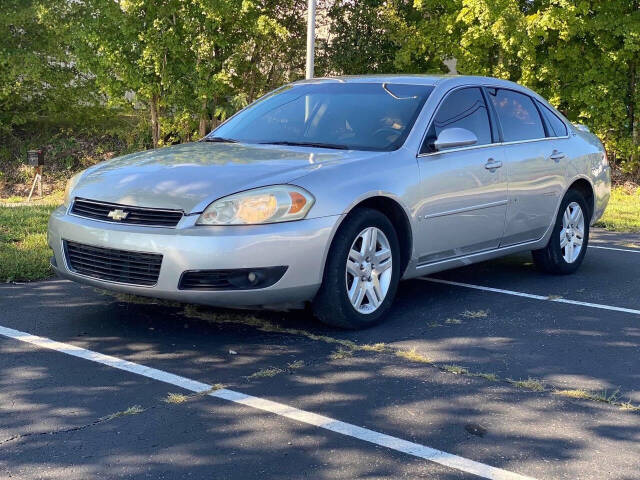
[49,75,610,328]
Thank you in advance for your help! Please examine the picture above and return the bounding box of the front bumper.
[48,206,341,308]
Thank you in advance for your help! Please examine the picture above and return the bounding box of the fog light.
[179,266,288,290]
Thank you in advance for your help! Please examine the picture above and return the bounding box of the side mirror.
[433,127,478,151]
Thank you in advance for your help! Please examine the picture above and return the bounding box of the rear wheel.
[532,189,590,274]
[312,208,401,329]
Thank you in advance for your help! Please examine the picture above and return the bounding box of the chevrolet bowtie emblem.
[107,209,129,221]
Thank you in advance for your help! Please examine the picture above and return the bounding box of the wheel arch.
[566,176,595,221]
[323,194,414,278]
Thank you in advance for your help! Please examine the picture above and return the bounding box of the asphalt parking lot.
[1,228,639,480]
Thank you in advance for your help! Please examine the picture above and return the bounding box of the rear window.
[538,101,568,137]
[487,88,545,142]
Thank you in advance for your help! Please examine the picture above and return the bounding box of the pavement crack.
[0,404,148,446]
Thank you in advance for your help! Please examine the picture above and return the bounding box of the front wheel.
[532,190,590,275]
[312,208,401,329]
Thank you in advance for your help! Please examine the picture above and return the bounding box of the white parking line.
[589,245,640,254]
[0,324,534,480]
[421,278,640,316]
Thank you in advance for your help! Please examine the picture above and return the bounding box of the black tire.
[312,208,401,329]
[532,189,590,275]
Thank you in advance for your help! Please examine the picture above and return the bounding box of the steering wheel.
[372,126,401,139]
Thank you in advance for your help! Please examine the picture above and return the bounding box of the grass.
[329,347,354,360]
[595,186,640,232]
[0,190,64,206]
[101,404,145,421]
[508,377,545,392]
[246,367,284,379]
[552,388,640,411]
[287,360,305,370]
[443,364,468,375]
[0,204,58,282]
[395,348,432,364]
[360,342,390,353]
[165,393,189,404]
[470,372,499,382]
[461,309,488,319]
[553,388,620,404]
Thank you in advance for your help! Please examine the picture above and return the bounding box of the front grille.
[179,267,288,291]
[64,241,163,286]
[71,198,183,227]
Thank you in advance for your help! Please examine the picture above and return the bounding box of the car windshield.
[209,83,434,151]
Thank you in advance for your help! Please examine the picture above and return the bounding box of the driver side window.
[421,87,492,154]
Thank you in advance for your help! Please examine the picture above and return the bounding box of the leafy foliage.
[1,0,639,177]
[450,0,640,176]
[0,204,57,282]
[0,0,98,132]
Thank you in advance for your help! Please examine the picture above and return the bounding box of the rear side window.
[538,101,568,137]
[488,88,545,142]
[422,87,492,153]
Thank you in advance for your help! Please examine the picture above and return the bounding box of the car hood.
[72,142,377,213]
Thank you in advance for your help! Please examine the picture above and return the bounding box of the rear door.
[416,87,508,264]
[486,88,567,246]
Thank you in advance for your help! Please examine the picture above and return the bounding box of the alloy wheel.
[560,201,585,263]
[345,227,393,314]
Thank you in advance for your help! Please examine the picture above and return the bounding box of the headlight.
[197,185,315,225]
[63,171,84,206]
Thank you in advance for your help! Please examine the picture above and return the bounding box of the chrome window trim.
[416,82,571,157]
[417,134,570,158]
[417,142,499,158]
[499,135,570,147]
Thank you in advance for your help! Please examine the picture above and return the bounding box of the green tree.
[0,0,94,133]
[48,0,200,147]
[47,0,307,147]
[319,0,456,76]
[453,0,640,174]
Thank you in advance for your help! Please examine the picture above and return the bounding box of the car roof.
[292,74,550,106]
[294,74,526,90]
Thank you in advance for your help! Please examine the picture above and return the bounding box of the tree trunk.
[198,99,208,138]
[629,57,639,164]
[633,72,639,147]
[631,2,640,165]
[150,95,160,148]
[210,98,220,131]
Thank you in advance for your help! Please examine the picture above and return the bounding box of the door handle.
[485,158,503,171]
[549,150,566,161]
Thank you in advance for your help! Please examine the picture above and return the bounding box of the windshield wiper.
[259,141,348,150]
[202,136,239,143]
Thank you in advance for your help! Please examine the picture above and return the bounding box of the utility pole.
[306,0,316,79]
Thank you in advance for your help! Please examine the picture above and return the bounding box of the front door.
[416,87,508,264]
